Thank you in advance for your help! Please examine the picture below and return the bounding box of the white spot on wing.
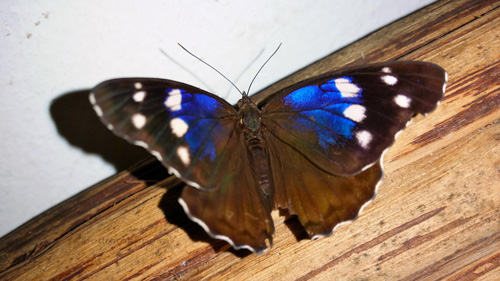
[151,150,163,161]
[168,167,180,178]
[356,130,372,149]
[335,78,360,98]
[170,118,188,137]
[442,72,448,94]
[133,91,146,102]
[89,93,104,116]
[132,113,146,129]
[165,89,182,111]
[381,75,398,85]
[106,123,114,130]
[382,67,391,73]
[132,140,163,161]
[93,105,103,117]
[343,104,366,122]
[133,140,149,149]
[89,93,96,104]
[394,94,412,108]
[168,166,201,189]
[177,146,190,166]
[356,175,383,220]
[134,82,142,89]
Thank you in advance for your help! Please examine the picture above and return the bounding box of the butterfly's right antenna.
[246,43,282,96]
[224,48,265,99]
[178,43,244,96]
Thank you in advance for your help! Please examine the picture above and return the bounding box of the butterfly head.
[237,95,261,132]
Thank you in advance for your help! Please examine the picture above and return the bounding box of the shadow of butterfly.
[90,61,447,254]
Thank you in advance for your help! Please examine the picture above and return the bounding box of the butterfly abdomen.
[245,132,273,203]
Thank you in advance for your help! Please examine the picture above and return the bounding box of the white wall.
[0,0,435,237]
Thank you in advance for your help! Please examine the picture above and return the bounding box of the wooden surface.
[1,0,499,280]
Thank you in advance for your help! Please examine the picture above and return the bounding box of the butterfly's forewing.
[179,124,274,253]
[90,78,238,190]
[262,62,447,177]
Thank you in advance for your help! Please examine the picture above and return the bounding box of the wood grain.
[1,0,499,280]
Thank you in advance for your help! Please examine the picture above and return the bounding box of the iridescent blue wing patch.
[90,78,237,190]
[262,61,447,177]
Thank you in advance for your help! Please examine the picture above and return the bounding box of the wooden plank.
[1,0,499,280]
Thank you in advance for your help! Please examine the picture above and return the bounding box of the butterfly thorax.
[237,95,261,132]
[236,96,273,204]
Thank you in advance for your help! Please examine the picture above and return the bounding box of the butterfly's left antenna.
[177,43,244,96]
[159,48,214,93]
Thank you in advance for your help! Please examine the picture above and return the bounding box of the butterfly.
[90,59,447,254]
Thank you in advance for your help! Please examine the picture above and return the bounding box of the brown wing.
[265,127,383,238]
[178,125,274,254]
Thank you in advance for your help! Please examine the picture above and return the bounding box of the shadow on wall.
[50,89,151,172]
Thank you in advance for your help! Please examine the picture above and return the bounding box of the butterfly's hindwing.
[179,124,274,253]
[266,127,383,237]
[90,78,238,190]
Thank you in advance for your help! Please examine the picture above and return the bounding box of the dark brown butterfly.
[90,60,447,253]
